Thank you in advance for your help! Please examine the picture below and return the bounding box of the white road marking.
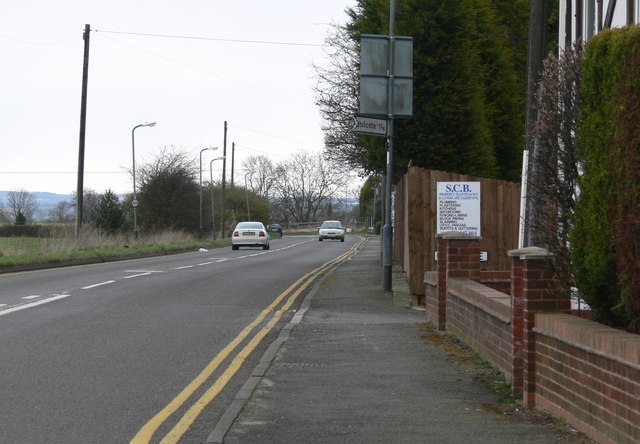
[197,262,213,266]
[125,269,164,273]
[216,259,228,262]
[174,265,194,270]
[123,272,152,279]
[0,304,7,308]
[0,294,71,317]
[22,295,41,300]
[81,280,115,290]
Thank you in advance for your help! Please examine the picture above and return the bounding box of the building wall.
[560,0,640,51]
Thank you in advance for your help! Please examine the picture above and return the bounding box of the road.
[0,235,361,443]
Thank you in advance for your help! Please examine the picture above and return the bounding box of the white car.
[232,221,270,250]
[318,220,345,242]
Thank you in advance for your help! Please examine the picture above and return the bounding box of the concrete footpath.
[209,237,584,443]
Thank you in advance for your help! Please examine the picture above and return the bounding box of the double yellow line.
[131,237,366,443]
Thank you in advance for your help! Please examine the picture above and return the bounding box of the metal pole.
[231,142,235,187]
[199,148,206,238]
[131,122,155,241]
[210,160,216,240]
[76,24,90,239]
[382,0,396,292]
[244,172,251,221]
[132,124,141,241]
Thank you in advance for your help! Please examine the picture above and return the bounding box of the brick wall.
[446,278,514,381]
[425,236,640,443]
[534,314,640,444]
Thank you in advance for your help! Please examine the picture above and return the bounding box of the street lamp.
[199,147,218,238]
[131,121,156,241]
[209,156,225,240]
[244,172,251,221]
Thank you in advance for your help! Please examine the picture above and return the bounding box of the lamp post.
[131,121,156,241]
[209,156,225,240]
[199,147,218,238]
[244,172,251,221]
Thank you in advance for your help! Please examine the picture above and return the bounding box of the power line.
[93,29,322,47]
[94,32,316,109]
[0,171,125,175]
[0,32,76,45]
[229,124,324,149]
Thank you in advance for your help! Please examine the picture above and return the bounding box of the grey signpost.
[358,1,412,291]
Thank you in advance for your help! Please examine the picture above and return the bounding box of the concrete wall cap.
[507,246,553,260]
[436,231,482,240]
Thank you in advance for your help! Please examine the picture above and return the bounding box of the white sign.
[353,116,387,136]
[437,182,481,236]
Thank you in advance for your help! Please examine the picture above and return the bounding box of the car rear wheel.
[341,237,345,242]
[318,237,323,242]
[232,245,239,250]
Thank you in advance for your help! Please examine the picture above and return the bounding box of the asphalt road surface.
[0,235,359,443]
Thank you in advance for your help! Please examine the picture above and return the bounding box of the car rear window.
[237,222,263,229]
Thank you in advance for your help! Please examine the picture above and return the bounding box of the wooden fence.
[394,167,521,301]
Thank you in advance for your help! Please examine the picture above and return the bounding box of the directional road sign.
[353,116,388,136]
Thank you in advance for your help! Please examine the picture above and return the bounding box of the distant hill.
[0,191,73,222]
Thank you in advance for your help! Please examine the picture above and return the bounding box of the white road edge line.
[0,294,71,317]
[81,280,115,290]
[174,265,194,270]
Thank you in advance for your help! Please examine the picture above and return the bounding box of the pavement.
[207,236,583,444]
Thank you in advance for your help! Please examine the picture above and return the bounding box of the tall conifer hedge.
[573,26,640,331]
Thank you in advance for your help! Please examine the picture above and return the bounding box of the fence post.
[507,247,571,406]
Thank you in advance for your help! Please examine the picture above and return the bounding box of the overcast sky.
[1,1,353,195]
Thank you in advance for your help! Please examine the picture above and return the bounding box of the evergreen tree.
[15,211,27,226]
[94,189,125,234]
[318,0,527,181]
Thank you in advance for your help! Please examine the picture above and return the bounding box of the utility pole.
[221,121,228,237]
[76,24,90,239]
[523,0,549,247]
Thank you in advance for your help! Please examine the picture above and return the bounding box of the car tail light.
[233,231,239,237]
[259,231,265,237]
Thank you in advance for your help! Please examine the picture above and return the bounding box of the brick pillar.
[435,232,481,331]
[509,254,525,399]
[507,247,571,406]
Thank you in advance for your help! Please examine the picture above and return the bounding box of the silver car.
[318,220,345,242]
[232,221,270,250]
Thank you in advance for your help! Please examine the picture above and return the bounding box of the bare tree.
[241,155,275,197]
[5,189,38,224]
[71,189,101,225]
[48,201,74,224]
[271,150,347,224]
[136,147,199,232]
[313,23,366,171]
[528,44,584,289]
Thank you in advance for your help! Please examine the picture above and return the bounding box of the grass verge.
[0,229,231,270]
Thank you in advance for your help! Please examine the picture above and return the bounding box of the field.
[0,228,230,268]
